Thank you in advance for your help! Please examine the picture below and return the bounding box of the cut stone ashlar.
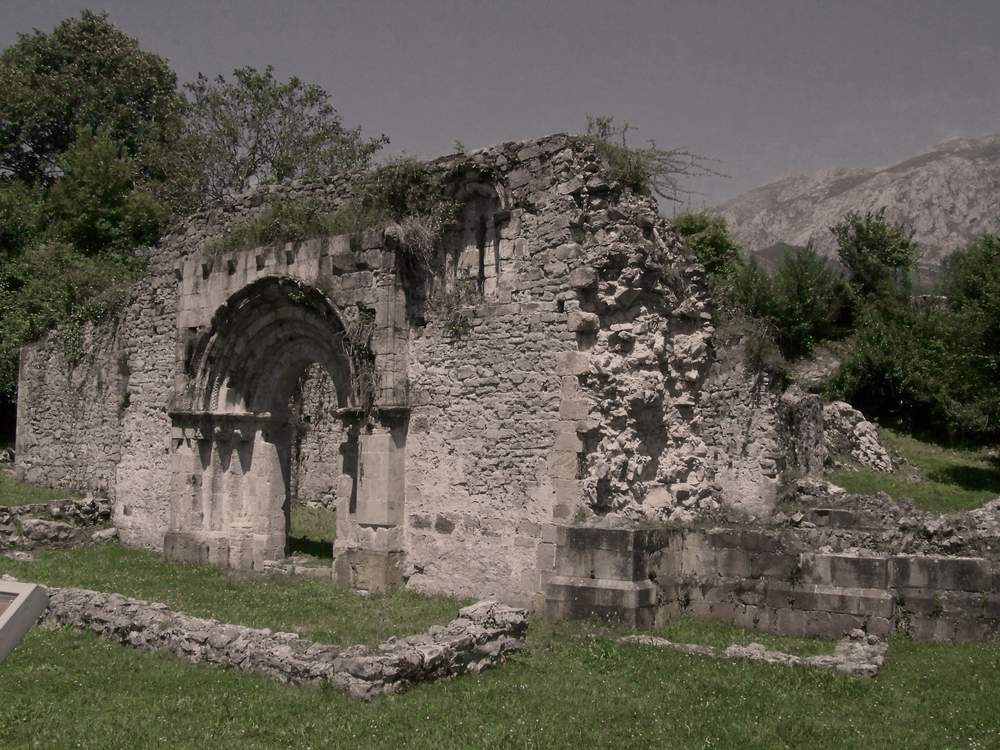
[0,580,49,661]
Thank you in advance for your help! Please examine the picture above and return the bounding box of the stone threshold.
[620,629,888,678]
[38,585,528,700]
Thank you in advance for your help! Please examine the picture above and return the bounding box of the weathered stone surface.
[621,628,889,678]
[546,523,1000,641]
[823,401,894,472]
[0,497,114,551]
[43,587,527,701]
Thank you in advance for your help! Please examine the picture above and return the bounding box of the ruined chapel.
[15,135,1000,640]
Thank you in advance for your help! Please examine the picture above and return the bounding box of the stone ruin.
[13,134,1000,642]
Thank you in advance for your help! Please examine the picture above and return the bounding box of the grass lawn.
[0,467,79,506]
[0,544,457,645]
[2,545,998,748]
[2,618,998,748]
[827,427,1000,512]
[287,506,337,558]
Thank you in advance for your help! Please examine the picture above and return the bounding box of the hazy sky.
[3,0,999,205]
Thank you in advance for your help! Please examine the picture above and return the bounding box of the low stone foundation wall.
[0,498,114,551]
[621,629,889,678]
[542,524,1000,641]
[44,588,528,700]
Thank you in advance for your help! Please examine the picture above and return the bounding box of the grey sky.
[3,0,999,206]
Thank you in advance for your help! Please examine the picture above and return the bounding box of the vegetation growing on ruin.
[202,158,463,268]
[429,279,482,338]
[582,115,724,201]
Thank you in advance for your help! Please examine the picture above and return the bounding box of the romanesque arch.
[164,277,363,569]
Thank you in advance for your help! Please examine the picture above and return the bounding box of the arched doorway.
[165,277,372,570]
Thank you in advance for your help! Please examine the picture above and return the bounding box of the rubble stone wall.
[0,497,114,550]
[291,365,344,507]
[44,588,528,701]
[15,325,125,497]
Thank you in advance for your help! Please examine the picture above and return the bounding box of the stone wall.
[542,522,1000,641]
[15,324,124,497]
[44,587,527,701]
[290,364,343,507]
[16,133,821,608]
[0,497,114,550]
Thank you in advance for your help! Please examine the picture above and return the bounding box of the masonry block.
[890,556,991,591]
[799,553,890,589]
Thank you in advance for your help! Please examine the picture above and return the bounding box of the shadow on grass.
[926,465,1000,494]
[287,536,333,559]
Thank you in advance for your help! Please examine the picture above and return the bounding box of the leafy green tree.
[45,129,167,255]
[0,10,184,186]
[938,233,1000,435]
[769,247,854,358]
[0,181,42,257]
[832,232,1000,441]
[830,208,921,300]
[182,66,387,205]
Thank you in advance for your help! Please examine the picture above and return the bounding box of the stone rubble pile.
[823,401,894,472]
[788,480,1000,559]
[621,628,888,677]
[43,587,528,700]
[0,497,115,550]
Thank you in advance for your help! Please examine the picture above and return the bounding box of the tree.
[939,233,1000,435]
[0,11,184,186]
[45,128,167,255]
[0,181,41,257]
[830,208,921,300]
[769,247,854,358]
[182,66,388,205]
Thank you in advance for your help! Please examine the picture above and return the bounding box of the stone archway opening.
[285,363,344,558]
[165,277,365,570]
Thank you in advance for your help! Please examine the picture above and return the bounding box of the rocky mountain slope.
[716,134,1000,270]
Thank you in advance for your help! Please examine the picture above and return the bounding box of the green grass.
[0,544,457,646]
[287,506,337,558]
[2,544,998,747]
[0,469,79,506]
[648,617,833,657]
[2,621,998,749]
[827,427,1000,512]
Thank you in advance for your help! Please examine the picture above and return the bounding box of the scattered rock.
[91,527,118,544]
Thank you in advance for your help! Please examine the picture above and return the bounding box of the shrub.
[583,116,723,201]
[672,212,742,278]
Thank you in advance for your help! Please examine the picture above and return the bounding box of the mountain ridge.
[715,134,1000,269]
